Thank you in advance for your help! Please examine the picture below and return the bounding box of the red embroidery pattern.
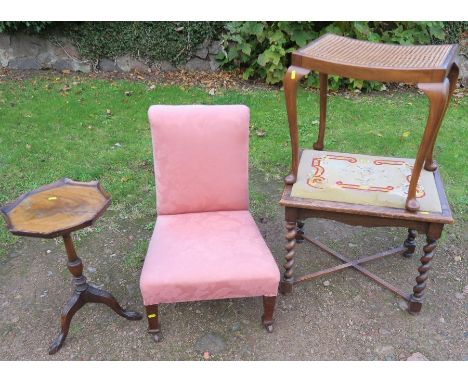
[335,181,394,192]
[373,159,406,166]
[307,157,325,188]
[306,153,426,198]
[326,154,357,163]
[406,175,426,198]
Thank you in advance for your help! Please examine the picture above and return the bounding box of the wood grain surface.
[1,178,111,238]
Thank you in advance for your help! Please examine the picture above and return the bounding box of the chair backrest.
[148,105,250,215]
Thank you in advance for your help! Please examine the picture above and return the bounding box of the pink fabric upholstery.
[140,105,279,306]
[140,210,280,305]
[148,105,249,215]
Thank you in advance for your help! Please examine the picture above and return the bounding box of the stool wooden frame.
[280,34,458,314]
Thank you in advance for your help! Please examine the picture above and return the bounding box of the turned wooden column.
[403,229,417,258]
[63,234,87,292]
[408,224,443,314]
[281,219,298,294]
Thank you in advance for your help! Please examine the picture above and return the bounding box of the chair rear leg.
[145,304,161,342]
[261,296,277,333]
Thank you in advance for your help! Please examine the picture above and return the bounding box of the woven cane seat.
[292,34,458,83]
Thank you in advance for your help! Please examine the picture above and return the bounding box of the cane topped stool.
[281,34,459,314]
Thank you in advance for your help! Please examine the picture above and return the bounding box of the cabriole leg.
[406,80,449,211]
[283,65,311,185]
[425,63,459,171]
[313,72,328,150]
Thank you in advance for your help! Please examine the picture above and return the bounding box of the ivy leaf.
[242,67,254,80]
[268,29,286,45]
[427,22,445,40]
[241,22,264,36]
[257,49,282,66]
[240,43,252,56]
[290,30,312,47]
[349,78,364,90]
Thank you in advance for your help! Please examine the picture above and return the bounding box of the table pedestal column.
[48,234,142,355]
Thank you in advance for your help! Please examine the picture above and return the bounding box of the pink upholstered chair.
[140,105,280,341]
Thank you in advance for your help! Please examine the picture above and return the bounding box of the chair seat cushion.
[140,210,280,305]
[291,150,442,212]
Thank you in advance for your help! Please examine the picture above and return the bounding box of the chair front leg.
[145,304,161,342]
[261,296,277,333]
[424,63,459,172]
[406,79,449,211]
[284,65,311,185]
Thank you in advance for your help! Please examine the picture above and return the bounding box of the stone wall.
[1,32,467,87]
[459,33,468,88]
[0,33,222,73]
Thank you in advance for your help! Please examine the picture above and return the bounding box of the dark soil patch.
[0,175,466,360]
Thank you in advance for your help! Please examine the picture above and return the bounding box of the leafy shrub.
[217,22,318,85]
[217,21,450,90]
[443,21,468,44]
[0,21,52,34]
[62,22,224,65]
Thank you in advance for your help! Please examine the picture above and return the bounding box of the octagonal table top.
[1,178,111,238]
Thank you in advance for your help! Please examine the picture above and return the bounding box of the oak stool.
[281,34,458,314]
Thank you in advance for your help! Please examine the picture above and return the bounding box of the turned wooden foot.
[281,221,297,295]
[284,173,297,185]
[408,233,438,314]
[145,304,161,342]
[403,229,417,258]
[261,296,276,333]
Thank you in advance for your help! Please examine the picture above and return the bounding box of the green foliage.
[0,21,52,34]
[62,22,223,65]
[218,22,318,85]
[443,21,468,44]
[218,21,450,90]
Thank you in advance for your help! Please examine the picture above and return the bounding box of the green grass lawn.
[0,76,466,258]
